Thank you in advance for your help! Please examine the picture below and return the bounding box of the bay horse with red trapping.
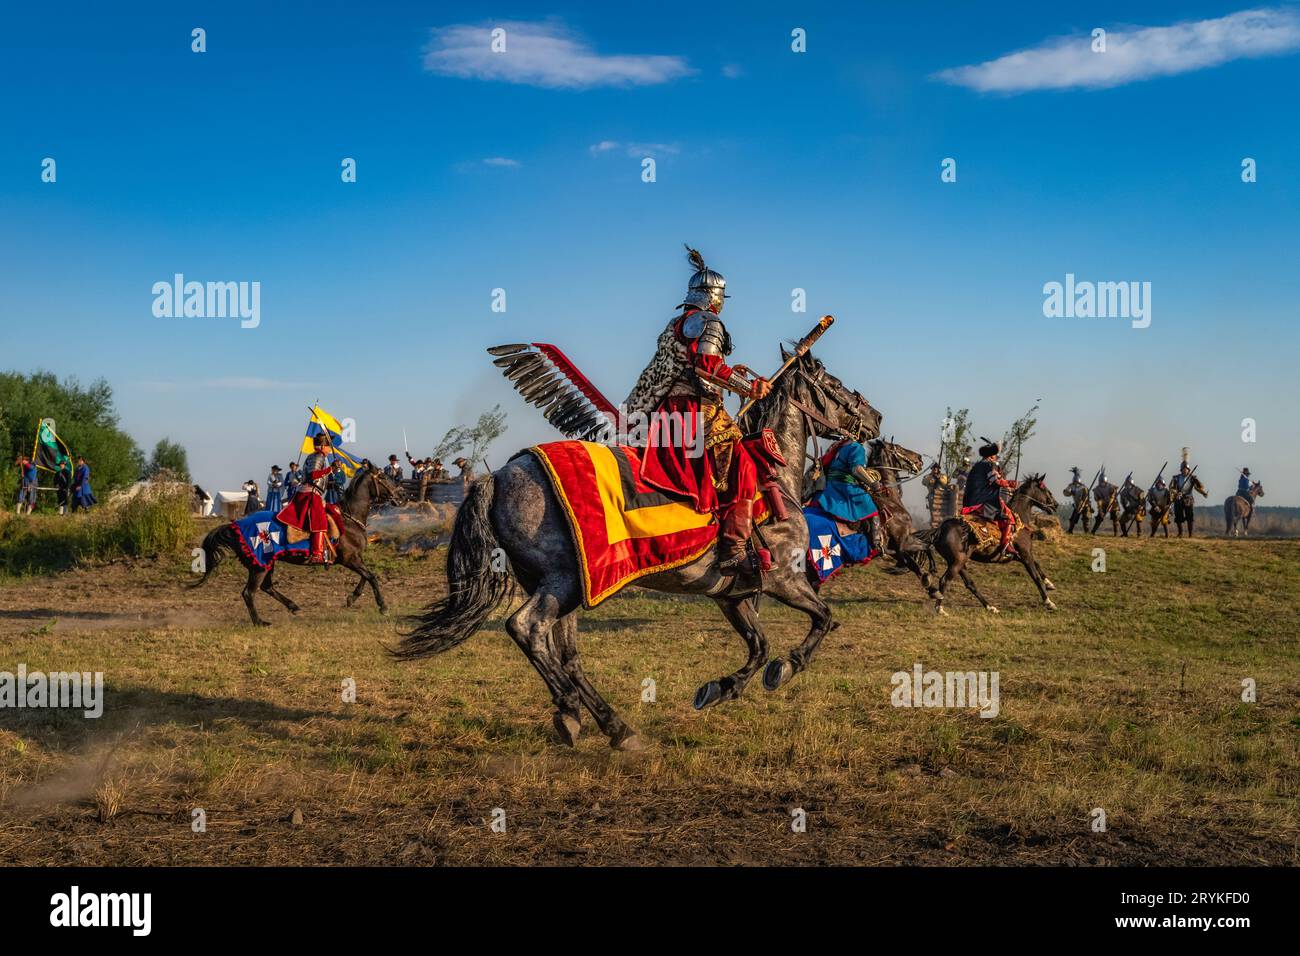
[193,461,405,626]
[392,350,880,750]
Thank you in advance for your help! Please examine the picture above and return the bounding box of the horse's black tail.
[912,527,939,573]
[393,475,513,659]
[190,523,237,588]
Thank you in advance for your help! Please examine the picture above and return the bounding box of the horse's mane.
[343,462,374,499]
[743,350,810,434]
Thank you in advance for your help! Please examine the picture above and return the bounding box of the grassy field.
[0,518,1296,865]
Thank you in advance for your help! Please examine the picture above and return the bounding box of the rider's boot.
[1186,516,1194,538]
[863,514,883,555]
[308,531,330,565]
[717,497,754,573]
[997,518,1017,557]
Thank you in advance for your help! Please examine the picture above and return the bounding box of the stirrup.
[717,547,751,573]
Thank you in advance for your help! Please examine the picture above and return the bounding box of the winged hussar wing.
[487,344,618,441]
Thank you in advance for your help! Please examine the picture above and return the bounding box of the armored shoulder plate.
[681,311,708,340]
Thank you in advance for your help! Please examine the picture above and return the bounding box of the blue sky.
[2,1,1297,505]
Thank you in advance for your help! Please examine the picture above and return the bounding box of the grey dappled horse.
[394,351,880,750]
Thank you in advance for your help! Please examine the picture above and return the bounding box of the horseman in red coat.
[625,246,772,571]
[277,432,343,564]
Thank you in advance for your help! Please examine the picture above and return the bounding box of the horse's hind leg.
[899,550,938,597]
[933,546,963,616]
[694,597,769,709]
[259,566,301,615]
[508,583,641,751]
[243,568,270,626]
[550,612,638,748]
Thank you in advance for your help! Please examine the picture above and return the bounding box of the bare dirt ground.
[0,527,1296,865]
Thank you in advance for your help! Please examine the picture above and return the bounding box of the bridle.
[341,468,404,530]
[782,359,875,471]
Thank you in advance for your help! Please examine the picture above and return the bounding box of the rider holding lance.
[626,246,773,571]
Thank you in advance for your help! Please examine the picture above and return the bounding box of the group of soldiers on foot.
[1062,460,1250,538]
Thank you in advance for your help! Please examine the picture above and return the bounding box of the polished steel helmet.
[680,244,727,313]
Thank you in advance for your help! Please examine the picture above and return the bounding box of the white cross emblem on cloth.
[252,521,280,556]
[810,533,840,571]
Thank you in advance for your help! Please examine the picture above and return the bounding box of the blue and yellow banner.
[301,405,365,477]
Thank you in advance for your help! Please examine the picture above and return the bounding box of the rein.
[341,471,401,531]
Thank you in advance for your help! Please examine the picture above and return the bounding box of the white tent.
[212,490,256,520]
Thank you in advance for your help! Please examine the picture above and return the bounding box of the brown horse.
[798,439,930,592]
[924,475,1059,615]
[1225,481,1264,536]
[194,461,406,625]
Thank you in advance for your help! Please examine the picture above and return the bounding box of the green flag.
[33,420,71,473]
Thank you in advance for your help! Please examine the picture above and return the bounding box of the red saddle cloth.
[529,441,767,608]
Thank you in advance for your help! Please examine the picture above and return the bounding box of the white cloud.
[936,7,1300,93]
[423,20,693,89]
[482,157,520,167]
[721,63,744,79]
[588,140,680,158]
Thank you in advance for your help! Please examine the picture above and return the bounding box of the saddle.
[958,507,1021,556]
[283,514,342,545]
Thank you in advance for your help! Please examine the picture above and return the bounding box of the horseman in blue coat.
[810,438,883,554]
[1237,467,1253,497]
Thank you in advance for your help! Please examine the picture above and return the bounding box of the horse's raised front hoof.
[552,711,582,747]
[1044,579,1056,591]
[693,681,723,710]
[1044,598,1058,611]
[609,728,644,752]
[763,659,793,692]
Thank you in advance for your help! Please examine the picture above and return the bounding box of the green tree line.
[0,371,191,498]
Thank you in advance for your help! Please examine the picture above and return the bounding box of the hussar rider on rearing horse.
[624,246,773,571]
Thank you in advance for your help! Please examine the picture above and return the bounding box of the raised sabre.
[736,314,835,419]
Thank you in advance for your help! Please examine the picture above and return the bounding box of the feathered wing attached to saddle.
[487,344,619,441]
